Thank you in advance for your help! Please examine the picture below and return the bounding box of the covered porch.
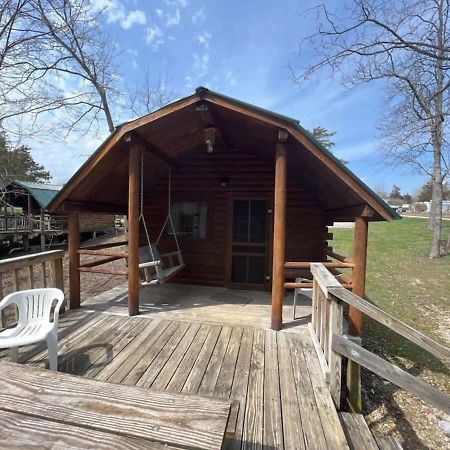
[48,87,397,335]
[81,282,312,331]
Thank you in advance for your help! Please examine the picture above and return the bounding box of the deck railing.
[309,263,450,415]
[0,250,65,327]
[0,214,30,233]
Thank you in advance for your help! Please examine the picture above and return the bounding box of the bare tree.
[127,68,175,117]
[33,0,118,134]
[296,0,450,258]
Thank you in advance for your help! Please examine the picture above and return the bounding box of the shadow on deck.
[81,282,312,332]
[0,308,350,449]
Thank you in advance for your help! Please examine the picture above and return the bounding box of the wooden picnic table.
[0,361,234,449]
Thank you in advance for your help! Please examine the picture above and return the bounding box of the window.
[170,202,208,239]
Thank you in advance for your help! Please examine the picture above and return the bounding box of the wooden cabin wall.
[141,148,328,288]
[79,213,115,233]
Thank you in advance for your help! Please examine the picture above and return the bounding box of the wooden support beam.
[40,208,45,252]
[80,240,128,251]
[271,138,287,331]
[78,249,128,258]
[79,267,128,276]
[347,216,369,413]
[284,261,354,269]
[125,132,180,169]
[128,145,141,316]
[68,212,80,309]
[79,255,125,268]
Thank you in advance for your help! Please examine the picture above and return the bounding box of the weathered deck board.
[0,361,231,450]
[0,308,356,449]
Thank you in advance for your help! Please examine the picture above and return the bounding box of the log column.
[68,211,80,309]
[271,132,288,331]
[347,215,369,412]
[128,144,142,316]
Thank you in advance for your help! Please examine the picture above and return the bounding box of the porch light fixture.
[219,176,229,187]
[204,127,216,154]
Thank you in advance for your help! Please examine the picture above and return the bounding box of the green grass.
[332,217,450,376]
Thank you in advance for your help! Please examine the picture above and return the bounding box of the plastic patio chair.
[0,288,65,371]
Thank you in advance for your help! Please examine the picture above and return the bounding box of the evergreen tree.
[311,127,348,165]
[0,128,51,188]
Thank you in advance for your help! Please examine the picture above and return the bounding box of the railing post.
[328,294,343,407]
[271,130,288,331]
[347,215,369,412]
[68,212,80,309]
[50,257,65,313]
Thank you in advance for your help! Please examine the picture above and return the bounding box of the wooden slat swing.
[138,156,185,286]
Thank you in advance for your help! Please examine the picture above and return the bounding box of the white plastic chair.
[0,288,65,371]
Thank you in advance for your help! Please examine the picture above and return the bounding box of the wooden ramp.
[1,309,353,449]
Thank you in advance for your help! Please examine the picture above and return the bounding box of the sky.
[29,0,429,196]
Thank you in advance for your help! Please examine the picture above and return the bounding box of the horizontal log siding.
[79,214,115,233]
[141,149,328,288]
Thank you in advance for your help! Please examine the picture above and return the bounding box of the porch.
[0,306,349,449]
[81,282,312,331]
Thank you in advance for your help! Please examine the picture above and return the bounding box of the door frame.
[225,193,273,290]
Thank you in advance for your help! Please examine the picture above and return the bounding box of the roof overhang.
[47,87,399,222]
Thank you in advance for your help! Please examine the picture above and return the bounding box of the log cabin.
[47,87,399,333]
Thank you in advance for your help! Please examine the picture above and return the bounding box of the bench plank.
[0,361,232,450]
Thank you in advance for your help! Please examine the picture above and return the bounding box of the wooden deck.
[82,282,312,332]
[0,308,350,449]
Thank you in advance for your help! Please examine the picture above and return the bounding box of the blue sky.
[32,0,428,196]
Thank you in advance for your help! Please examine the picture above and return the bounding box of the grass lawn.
[332,217,450,449]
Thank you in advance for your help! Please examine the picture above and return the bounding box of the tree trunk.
[429,120,443,258]
[429,165,443,258]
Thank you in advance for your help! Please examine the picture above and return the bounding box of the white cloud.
[132,59,138,69]
[192,7,205,24]
[163,0,188,7]
[225,71,237,87]
[166,8,181,26]
[197,31,212,49]
[146,24,164,49]
[89,0,146,30]
[155,8,164,18]
[120,10,146,29]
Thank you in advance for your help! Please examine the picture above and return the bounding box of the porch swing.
[137,156,185,286]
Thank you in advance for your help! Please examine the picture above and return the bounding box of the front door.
[228,198,270,289]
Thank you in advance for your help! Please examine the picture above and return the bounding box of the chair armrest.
[139,260,161,268]
[52,289,65,329]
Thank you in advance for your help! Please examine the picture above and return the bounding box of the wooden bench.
[0,361,235,449]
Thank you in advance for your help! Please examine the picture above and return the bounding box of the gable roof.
[12,180,63,209]
[47,87,399,221]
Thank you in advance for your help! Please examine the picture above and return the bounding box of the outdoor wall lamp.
[204,127,216,153]
[219,176,229,187]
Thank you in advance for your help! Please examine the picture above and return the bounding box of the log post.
[271,131,288,331]
[128,144,141,316]
[68,211,80,309]
[347,215,369,412]
[40,208,45,252]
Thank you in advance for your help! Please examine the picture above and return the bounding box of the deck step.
[339,412,403,450]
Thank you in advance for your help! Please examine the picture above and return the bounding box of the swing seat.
[139,245,185,286]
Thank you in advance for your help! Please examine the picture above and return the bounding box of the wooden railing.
[309,263,450,414]
[0,214,30,233]
[284,255,354,290]
[0,250,65,327]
